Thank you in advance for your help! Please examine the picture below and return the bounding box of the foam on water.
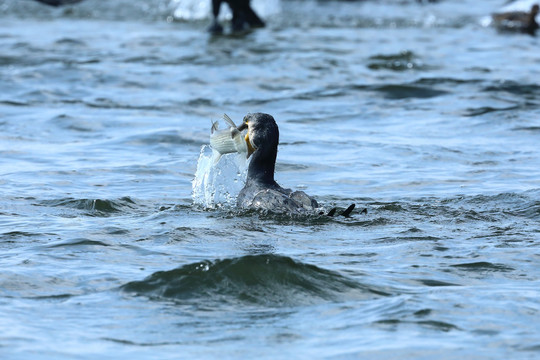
[192,145,248,209]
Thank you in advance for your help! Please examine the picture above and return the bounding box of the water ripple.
[367,51,432,71]
[35,197,137,216]
[450,261,515,272]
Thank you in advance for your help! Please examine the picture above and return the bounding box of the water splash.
[191,145,248,209]
[169,0,209,20]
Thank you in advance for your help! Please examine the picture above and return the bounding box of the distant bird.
[208,0,265,34]
[32,0,85,6]
[236,113,355,216]
[492,3,539,35]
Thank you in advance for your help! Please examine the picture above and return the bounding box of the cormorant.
[236,113,355,216]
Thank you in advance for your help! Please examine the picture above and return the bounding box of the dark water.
[2,0,540,358]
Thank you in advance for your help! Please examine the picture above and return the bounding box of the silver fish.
[210,114,248,163]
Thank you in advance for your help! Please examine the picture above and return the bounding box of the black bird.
[492,3,539,36]
[32,0,85,6]
[208,0,265,34]
[236,113,355,216]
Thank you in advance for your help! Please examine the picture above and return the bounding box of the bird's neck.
[247,146,277,186]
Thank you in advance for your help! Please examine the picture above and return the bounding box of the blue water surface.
[1,0,540,359]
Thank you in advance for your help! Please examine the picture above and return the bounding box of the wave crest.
[121,255,388,307]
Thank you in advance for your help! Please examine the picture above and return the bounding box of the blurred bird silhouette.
[208,0,265,34]
[492,3,539,35]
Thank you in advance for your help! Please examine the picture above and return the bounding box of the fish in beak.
[209,114,249,164]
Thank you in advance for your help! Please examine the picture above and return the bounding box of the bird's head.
[237,113,279,158]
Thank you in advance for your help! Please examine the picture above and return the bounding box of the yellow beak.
[245,133,255,158]
[238,122,255,158]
